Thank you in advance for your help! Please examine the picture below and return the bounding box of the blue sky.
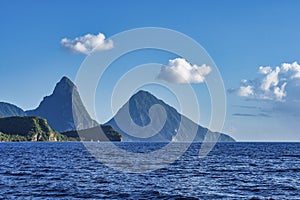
[1,0,300,141]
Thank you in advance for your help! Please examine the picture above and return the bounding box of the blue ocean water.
[0,142,299,199]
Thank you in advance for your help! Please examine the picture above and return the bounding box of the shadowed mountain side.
[106,90,235,142]
[26,76,98,132]
[0,102,27,117]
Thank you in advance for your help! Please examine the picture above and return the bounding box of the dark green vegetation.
[0,116,122,142]
[62,125,122,142]
[0,116,68,142]
[106,90,235,142]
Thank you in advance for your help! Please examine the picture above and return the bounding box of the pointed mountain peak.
[60,76,73,83]
[53,76,76,95]
[57,76,75,87]
[136,89,154,95]
[130,90,159,102]
[26,76,98,132]
[135,90,151,95]
[106,90,235,142]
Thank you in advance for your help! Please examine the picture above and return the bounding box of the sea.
[0,142,299,199]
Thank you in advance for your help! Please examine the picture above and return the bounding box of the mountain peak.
[130,90,160,103]
[134,90,151,95]
[58,76,75,87]
[53,76,76,95]
[132,90,153,98]
[59,76,74,84]
[26,76,98,132]
[106,90,235,142]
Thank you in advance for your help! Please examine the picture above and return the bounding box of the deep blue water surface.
[0,142,299,199]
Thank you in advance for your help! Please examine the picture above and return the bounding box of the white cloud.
[273,82,287,101]
[281,61,300,79]
[260,66,280,91]
[61,32,113,54]
[258,66,272,74]
[237,86,254,97]
[232,61,300,102]
[241,79,248,84]
[157,58,211,83]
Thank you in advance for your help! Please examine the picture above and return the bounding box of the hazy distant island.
[0,76,235,142]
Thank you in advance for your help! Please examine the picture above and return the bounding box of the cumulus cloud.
[157,58,211,83]
[260,66,280,92]
[237,86,254,97]
[273,82,287,100]
[258,66,272,74]
[281,62,300,79]
[61,32,113,54]
[231,61,300,101]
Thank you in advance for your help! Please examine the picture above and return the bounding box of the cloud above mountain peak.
[61,32,113,54]
[157,58,211,84]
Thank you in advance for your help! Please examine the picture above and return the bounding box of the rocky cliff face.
[26,77,98,132]
[106,90,235,142]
